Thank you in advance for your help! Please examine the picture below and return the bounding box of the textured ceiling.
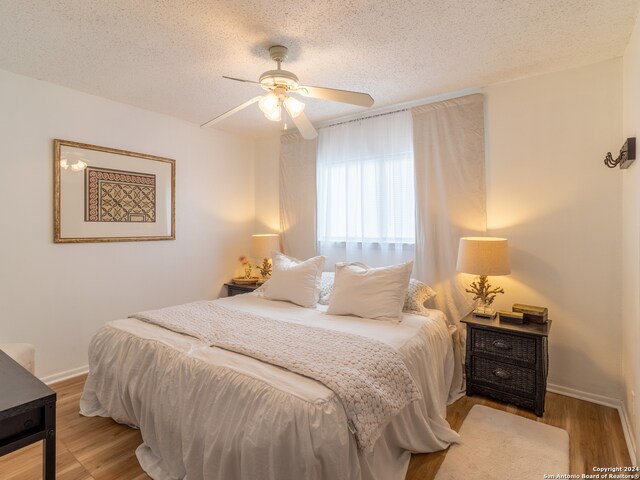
[0,0,638,138]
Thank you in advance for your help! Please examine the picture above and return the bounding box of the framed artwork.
[54,139,175,243]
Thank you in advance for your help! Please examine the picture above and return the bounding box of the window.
[316,110,415,265]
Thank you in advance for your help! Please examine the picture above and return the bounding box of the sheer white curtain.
[412,93,487,399]
[279,132,318,260]
[412,94,486,322]
[317,110,415,268]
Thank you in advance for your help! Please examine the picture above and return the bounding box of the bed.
[80,292,461,480]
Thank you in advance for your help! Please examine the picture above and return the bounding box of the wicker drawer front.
[471,357,536,395]
[471,384,537,411]
[471,329,536,363]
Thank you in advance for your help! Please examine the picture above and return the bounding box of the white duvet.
[80,294,460,480]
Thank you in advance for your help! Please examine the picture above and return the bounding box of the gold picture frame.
[54,139,175,243]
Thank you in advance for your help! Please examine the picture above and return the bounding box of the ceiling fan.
[201,45,374,139]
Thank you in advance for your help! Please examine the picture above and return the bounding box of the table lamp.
[251,234,281,283]
[456,237,510,318]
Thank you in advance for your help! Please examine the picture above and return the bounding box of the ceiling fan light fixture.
[263,105,282,122]
[283,96,305,118]
[202,45,374,135]
[258,93,280,115]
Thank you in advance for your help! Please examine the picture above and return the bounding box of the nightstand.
[225,282,260,297]
[461,315,551,416]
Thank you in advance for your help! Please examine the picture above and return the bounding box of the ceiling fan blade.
[222,76,262,85]
[295,85,374,107]
[284,107,317,140]
[201,95,263,128]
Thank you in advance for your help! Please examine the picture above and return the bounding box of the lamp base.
[472,306,497,319]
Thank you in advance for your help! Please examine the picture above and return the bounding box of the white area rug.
[434,405,569,480]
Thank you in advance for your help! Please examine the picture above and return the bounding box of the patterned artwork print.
[85,167,156,222]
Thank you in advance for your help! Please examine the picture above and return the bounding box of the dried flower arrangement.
[238,256,253,279]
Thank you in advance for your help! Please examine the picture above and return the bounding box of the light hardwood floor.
[0,374,632,479]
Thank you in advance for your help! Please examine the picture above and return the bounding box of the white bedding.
[80,294,460,480]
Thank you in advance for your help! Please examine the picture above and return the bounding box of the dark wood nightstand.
[461,315,551,416]
[0,349,57,479]
[225,282,260,297]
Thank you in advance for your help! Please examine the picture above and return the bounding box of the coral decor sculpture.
[257,258,272,279]
[465,275,504,307]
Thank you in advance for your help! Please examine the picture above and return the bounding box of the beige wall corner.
[622,9,640,466]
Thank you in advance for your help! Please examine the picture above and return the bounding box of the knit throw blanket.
[131,301,421,450]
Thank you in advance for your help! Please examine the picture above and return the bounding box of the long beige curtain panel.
[412,94,487,397]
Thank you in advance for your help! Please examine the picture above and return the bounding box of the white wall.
[485,59,623,399]
[0,69,255,380]
[254,59,625,402]
[254,136,280,234]
[622,12,640,464]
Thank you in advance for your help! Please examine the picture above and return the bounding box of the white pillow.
[318,273,436,315]
[326,261,413,323]
[262,252,326,307]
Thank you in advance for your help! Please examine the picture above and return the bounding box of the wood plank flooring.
[0,374,632,479]
[407,393,632,479]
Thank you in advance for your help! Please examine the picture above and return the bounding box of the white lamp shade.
[456,237,510,276]
[251,234,281,259]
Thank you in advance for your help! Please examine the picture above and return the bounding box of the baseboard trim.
[619,403,638,467]
[548,383,637,466]
[40,365,89,385]
[547,383,620,408]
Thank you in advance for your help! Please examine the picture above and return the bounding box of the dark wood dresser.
[0,349,56,479]
[462,315,551,416]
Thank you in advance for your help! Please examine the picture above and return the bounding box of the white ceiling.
[0,0,638,138]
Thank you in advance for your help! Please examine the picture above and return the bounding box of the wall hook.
[604,137,635,169]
